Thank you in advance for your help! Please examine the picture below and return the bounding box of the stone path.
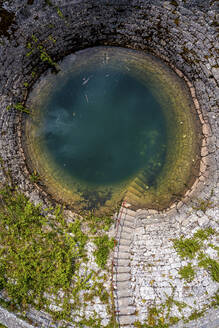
[0,306,34,328]
[113,205,137,326]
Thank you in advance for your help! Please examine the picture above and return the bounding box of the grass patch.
[0,187,83,309]
[86,215,114,234]
[187,309,205,321]
[6,103,30,114]
[173,237,201,259]
[0,184,116,325]
[192,199,213,213]
[194,227,215,241]
[178,263,195,282]
[198,256,219,282]
[93,235,114,269]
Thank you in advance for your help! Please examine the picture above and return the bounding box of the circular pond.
[24,47,202,214]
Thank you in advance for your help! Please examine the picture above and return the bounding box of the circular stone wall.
[24,46,202,215]
[0,0,218,327]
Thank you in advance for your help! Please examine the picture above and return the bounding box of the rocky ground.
[0,0,218,327]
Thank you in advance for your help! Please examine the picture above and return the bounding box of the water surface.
[25,47,201,214]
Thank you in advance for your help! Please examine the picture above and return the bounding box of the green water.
[25,47,201,214]
[41,67,167,187]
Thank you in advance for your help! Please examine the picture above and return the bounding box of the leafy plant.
[173,237,201,259]
[0,187,89,318]
[198,256,219,282]
[29,170,40,183]
[194,227,215,241]
[93,235,114,269]
[0,323,7,328]
[6,103,30,114]
[192,199,213,213]
[187,309,205,321]
[178,263,195,282]
[26,34,59,71]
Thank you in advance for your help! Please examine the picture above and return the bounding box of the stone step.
[116,289,132,298]
[116,259,130,266]
[124,208,136,217]
[117,281,131,290]
[119,306,136,315]
[116,297,133,308]
[120,232,132,240]
[117,225,133,235]
[115,266,130,273]
[126,185,143,198]
[114,245,130,253]
[124,214,136,224]
[118,315,137,325]
[118,238,132,246]
[114,251,130,259]
[113,273,130,282]
[130,180,146,194]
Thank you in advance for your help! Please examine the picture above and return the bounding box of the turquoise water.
[40,66,167,187]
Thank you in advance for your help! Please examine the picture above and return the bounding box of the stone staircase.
[125,173,150,205]
[113,205,137,327]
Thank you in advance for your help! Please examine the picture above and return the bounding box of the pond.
[25,47,201,214]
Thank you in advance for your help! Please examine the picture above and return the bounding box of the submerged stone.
[24,47,202,214]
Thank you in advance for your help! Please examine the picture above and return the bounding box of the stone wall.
[0,0,218,327]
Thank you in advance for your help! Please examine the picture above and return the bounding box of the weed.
[29,170,40,183]
[194,227,215,241]
[26,34,59,71]
[86,215,113,234]
[0,324,7,328]
[6,103,30,114]
[178,263,195,282]
[173,237,201,259]
[211,290,219,307]
[192,199,213,213]
[187,309,205,321]
[93,235,114,269]
[198,256,219,282]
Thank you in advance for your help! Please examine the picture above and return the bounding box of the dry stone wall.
[0,0,218,327]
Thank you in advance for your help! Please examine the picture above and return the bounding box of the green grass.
[178,263,195,282]
[192,199,213,213]
[0,323,7,328]
[86,215,114,234]
[198,256,219,282]
[0,187,82,309]
[194,227,215,241]
[93,235,114,269]
[187,309,205,321]
[6,103,30,114]
[0,185,116,324]
[173,237,201,259]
